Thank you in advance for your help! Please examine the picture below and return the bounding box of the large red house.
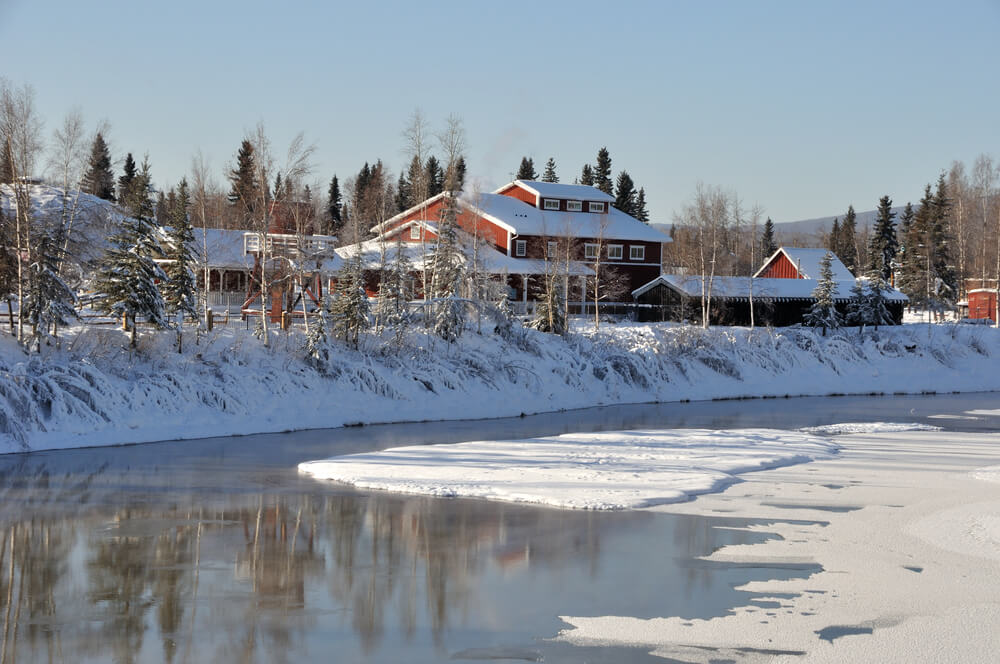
[367,179,668,306]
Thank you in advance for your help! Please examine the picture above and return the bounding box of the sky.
[1,0,997,224]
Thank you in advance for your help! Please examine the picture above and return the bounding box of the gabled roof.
[335,236,593,276]
[634,274,908,302]
[373,218,439,242]
[369,191,450,235]
[754,247,855,280]
[504,179,615,204]
[470,193,668,243]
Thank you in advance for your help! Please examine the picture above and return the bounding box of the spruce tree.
[394,171,410,213]
[614,170,637,216]
[93,200,168,348]
[867,195,898,284]
[0,141,13,184]
[828,217,841,257]
[804,252,842,336]
[376,234,414,346]
[593,147,613,195]
[429,186,466,342]
[541,158,558,183]
[849,272,893,330]
[326,175,343,236]
[530,274,566,335]
[162,178,198,321]
[931,174,957,306]
[896,201,920,301]
[81,132,115,201]
[839,205,858,274]
[425,156,444,197]
[22,223,78,351]
[516,157,537,181]
[227,139,259,225]
[760,218,777,258]
[330,252,369,348]
[634,188,649,223]
[452,156,467,193]
[580,164,595,187]
[117,152,137,209]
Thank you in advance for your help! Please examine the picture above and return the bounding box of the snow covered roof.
[335,238,593,277]
[190,228,252,270]
[505,180,615,204]
[468,193,668,243]
[373,218,439,242]
[755,247,855,280]
[634,274,908,302]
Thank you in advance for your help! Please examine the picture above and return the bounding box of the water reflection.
[0,391,995,662]
[0,478,779,663]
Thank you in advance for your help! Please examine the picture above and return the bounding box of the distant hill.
[774,207,906,241]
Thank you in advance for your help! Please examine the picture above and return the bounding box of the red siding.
[969,291,997,321]
[497,182,537,206]
[758,253,804,279]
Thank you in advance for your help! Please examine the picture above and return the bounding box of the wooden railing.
[242,232,337,257]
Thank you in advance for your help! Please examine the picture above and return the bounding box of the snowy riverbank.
[2,320,1000,454]
[554,424,1000,663]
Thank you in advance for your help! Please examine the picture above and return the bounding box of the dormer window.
[566,200,583,212]
[588,202,606,213]
[542,198,560,210]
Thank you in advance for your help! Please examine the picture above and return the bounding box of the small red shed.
[967,289,997,322]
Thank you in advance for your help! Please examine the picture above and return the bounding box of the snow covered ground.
[299,428,840,509]
[3,320,1000,453]
[553,424,1000,662]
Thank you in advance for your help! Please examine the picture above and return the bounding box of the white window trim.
[584,243,599,259]
[607,244,623,260]
[542,198,561,210]
[515,239,527,257]
[566,200,583,212]
[588,201,606,213]
[547,241,558,258]
[409,225,420,240]
[629,245,645,261]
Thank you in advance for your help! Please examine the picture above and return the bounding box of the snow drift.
[1,321,1000,454]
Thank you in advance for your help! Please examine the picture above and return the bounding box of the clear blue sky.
[1,0,997,223]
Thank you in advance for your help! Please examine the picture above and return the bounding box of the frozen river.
[0,393,998,663]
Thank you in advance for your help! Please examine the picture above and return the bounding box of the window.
[607,244,623,260]
[410,225,420,240]
[543,198,561,210]
[629,245,645,261]
[584,243,599,259]
[515,239,527,257]
[566,200,583,212]
[547,241,558,258]
[588,201,606,213]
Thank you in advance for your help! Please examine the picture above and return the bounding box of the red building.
[967,289,998,322]
[368,179,668,305]
[754,247,856,280]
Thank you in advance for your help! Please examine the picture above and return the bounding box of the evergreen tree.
[828,217,841,257]
[93,201,168,348]
[593,147,613,195]
[848,272,893,330]
[117,152,137,210]
[760,218,777,258]
[580,164,595,187]
[429,186,466,342]
[867,195,898,284]
[425,156,444,197]
[0,142,13,184]
[839,205,858,274]
[394,171,410,213]
[227,139,259,225]
[804,252,842,336]
[895,202,919,300]
[330,252,369,348]
[452,156,467,193]
[541,157,558,183]
[376,234,414,346]
[81,132,115,201]
[516,157,537,181]
[304,299,330,370]
[161,178,198,321]
[530,274,566,335]
[930,174,957,307]
[613,170,637,216]
[22,223,78,351]
[634,188,649,223]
